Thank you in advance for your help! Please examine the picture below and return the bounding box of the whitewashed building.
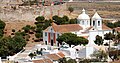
[43,9,112,46]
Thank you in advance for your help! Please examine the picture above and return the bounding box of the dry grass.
[66,2,120,19]
[4,21,35,36]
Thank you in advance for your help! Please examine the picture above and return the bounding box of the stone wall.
[0,4,67,21]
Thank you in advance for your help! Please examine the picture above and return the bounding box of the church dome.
[77,9,90,19]
[92,12,101,19]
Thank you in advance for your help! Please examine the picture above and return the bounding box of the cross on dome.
[77,8,90,19]
[82,8,86,14]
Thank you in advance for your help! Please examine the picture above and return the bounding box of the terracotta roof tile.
[102,24,112,30]
[33,59,53,63]
[44,59,53,63]
[43,23,83,33]
[33,60,44,63]
[57,52,65,58]
[52,23,83,33]
[46,54,61,61]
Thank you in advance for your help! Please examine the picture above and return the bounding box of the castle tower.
[77,9,90,29]
[91,12,102,30]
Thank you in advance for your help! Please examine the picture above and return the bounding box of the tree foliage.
[52,15,76,25]
[0,19,6,29]
[59,58,77,63]
[35,33,41,39]
[22,25,31,33]
[57,33,88,46]
[69,18,77,24]
[35,16,51,38]
[29,52,36,59]
[0,35,26,57]
[35,16,45,22]
[0,19,26,57]
[104,32,114,40]
[113,32,120,45]
[68,7,74,14]
[91,50,108,61]
[0,19,6,38]
[67,59,77,63]
[105,21,120,28]
[94,35,104,45]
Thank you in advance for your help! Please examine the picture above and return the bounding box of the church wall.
[43,31,49,45]
[89,30,104,44]
[89,30,112,44]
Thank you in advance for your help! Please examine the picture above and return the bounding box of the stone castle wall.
[0,3,67,21]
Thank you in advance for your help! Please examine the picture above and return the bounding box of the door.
[51,40,53,46]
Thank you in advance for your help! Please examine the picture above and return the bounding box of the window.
[45,32,47,36]
[93,21,95,26]
[45,41,47,45]
[87,21,89,25]
[82,21,84,25]
[98,21,100,26]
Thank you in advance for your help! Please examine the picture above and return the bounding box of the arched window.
[45,32,47,36]
[93,21,95,26]
[98,21,100,26]
[82,21,84,25]
[87,21,89,25]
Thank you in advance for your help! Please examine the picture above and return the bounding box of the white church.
[43,9,112,46]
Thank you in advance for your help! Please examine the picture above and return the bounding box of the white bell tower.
[91,12,102,30]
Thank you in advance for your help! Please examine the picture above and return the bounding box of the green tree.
[43,20,51,29]
[69,19,77,24]
[62,15,69,24]
[22,25,31,33]
[12,35,26,53]
[0,19,6,38]
[68,7,74,14]
[0,37,10,56]
[0,30,4,38]
[67,59,77,63]
[104,32,114,56]
[113,32,120,45]
[94,35,104,46]
[0,19,6,29]
[106,22,115,28]
[35,16,45,22]
[0,35,26,57]
[62,15,69,22]
[35,33,41,39]
[36,28,42,33]
[52,15,62,25]
[29,53,36,59]
[52,15,59,21]
[57,33,88,46]
[59,57,67,63]
[114,21,120,27]
[91,50,108,61]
